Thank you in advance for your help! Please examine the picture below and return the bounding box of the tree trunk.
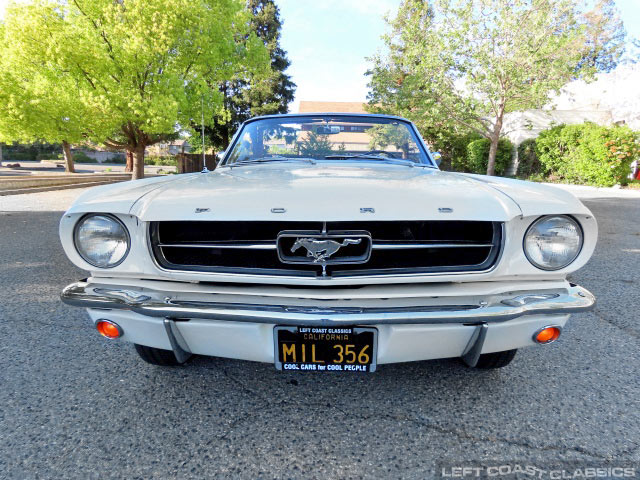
[132,145,145,180]
[125,151,134,172]
[486,136,500,176]
[486,110,505,176]
[0,143,3,166]
[62,140,75,173]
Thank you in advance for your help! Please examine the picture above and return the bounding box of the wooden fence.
[176,153,219,173]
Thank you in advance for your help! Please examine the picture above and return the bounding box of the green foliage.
[516,139,542,178]
[581,0,626,73]
[266,145,293,155]
[368,124,413,159]
[207,0,295,150]
[36,153,63,161]
[4,142,60,159]
[535,123,639,186]
[437,132,483,171]
[0,0,269,178]
[367,0,601,175]
[6,152,37,161]
[146,156,178,167]
[72,152,93,163]
[297,133,333,158]
[465,139,513,176]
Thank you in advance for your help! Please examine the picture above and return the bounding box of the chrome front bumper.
[61,280,595,327]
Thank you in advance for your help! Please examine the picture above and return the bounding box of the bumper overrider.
[61,280,595,366]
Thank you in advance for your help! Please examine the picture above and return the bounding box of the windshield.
[223,116,431,166]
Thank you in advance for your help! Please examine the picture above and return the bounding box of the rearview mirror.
[432,151,442,167]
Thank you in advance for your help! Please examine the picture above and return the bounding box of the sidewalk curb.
[0,180,125,196]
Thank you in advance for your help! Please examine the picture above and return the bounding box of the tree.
[581,0,626,73]
[0,0,268,179]
[0,12,95,172]
[368,124,413,159]
[206,0,296,151]
[0,61,91,173]
[368,0,597,176]
[297,132,333,157]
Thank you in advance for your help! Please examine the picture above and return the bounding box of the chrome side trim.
[61,281,596,327]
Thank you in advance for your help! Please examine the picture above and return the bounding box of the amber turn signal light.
[533,326,561,344]
[96,320,123,339]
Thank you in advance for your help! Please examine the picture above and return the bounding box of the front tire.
[472,349,517,369]
[134,344,185,366]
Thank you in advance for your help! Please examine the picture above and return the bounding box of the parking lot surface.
[0,190,639,479]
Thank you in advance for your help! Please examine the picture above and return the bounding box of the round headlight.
[524,215,583,270]
[74,214,130,268]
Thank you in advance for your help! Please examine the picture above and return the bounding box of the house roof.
[298,101,368,113]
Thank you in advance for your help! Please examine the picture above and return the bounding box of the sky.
[1,0,639,112]
[278,0,640,112]
[276,0,401,112]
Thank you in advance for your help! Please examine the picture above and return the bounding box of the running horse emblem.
[291,238,362,263]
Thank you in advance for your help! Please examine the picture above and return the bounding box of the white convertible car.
[60,113,596,371]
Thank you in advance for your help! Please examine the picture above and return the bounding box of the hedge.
[442,132,483,171]
[516,139,542,178]
[106,156,126,164]
[5,152,36,161]
[36,153,63,161]
[146,155,178,166]
[72,152,93,163]
[465,138,513,176]
[535,123,639,187]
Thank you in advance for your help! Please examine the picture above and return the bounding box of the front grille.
[150,221,502,277]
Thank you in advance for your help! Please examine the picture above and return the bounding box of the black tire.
[473,349,517,369]
[134,344,184,366]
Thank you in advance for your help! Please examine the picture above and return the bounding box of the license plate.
[274,326,377,372]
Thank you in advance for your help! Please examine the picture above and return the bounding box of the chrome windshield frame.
[218,113,439,169]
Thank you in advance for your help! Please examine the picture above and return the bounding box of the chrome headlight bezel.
[73,213,131,268]
[523,215,584,271]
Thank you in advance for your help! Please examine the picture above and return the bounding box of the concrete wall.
[79,150,126,163]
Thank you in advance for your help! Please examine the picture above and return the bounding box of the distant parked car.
[60,113,596,372]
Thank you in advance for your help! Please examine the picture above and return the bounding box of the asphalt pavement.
[0,193,639,479]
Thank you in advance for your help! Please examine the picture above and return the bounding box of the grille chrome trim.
[149,221,504,277]
[372,242,494,250]
[157,243,277,250]
[157,242,494,251]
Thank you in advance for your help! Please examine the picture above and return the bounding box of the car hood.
[66,163,590,221]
